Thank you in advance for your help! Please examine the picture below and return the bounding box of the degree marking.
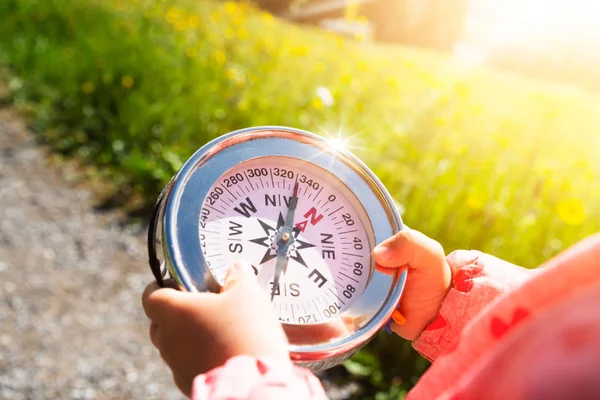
[339,229,358,235]
[244,172,255,190]
[221,183,237,200]
[342,252,363,258]
[329,287,346,305]
[314,186,323,202]
[206,204,225,215]
[339,271,359,284]
[328,206,344,216]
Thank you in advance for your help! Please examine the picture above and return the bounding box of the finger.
[149,322,159,348]
[375,263,408,276]
[222,259,257,291]
[162,278,181,290]
[142,281,162,320]
[373,228,445,269]
[141,281,185,322]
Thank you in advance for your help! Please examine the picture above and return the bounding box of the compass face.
[199,156,375,325]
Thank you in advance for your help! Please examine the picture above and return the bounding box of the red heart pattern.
[453,261,484,293]
[425,313,448,331]
[490,307,530,338]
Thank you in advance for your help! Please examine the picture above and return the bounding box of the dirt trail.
[0,107,186,399]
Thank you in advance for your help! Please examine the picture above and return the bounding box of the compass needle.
[271,182,299,300]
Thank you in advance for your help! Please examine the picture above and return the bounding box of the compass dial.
[199,156,375,325]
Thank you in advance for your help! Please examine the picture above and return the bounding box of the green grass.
[1,0,600,397]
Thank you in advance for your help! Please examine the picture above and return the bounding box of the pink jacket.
[191,233,600,400]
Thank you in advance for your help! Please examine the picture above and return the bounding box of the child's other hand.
[374,227,451,340]
[141,260,289,396]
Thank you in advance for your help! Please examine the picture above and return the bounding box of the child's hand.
[141,260,290,396]
[374,227,451,340]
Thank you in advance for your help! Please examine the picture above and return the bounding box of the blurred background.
[0,0,599,399]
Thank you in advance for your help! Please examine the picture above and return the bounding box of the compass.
[148,126,407,372]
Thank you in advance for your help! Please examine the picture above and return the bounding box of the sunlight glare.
[327,136,348,154]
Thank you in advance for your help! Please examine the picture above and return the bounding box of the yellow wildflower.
[237,98,249,111]
[261,12,274,24]
[185,46,197,59]
[434,117,447,127]
[81,82,95,94]
[165,7,180,24]
[121,76,134,89]
[188,15,201,29]
[224,1,238,15]
[291,45,308,56]
[344,3,358,20]
[225,28,236,40]
[226,67,245,87]
[174,19,188,31]
[213,50,226,65]
[454,82,469,98]
[556,198,586,226]
[467,194,484,210]
[209,11,221,23]
[386,77,399,89]
[340,73,352,85]
[312,97,323,110]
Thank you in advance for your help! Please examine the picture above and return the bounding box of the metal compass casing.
[148,126,406,372]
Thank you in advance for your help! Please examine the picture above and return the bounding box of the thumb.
[222,260,257,291]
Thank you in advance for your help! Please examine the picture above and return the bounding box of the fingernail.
[392,309,406,326]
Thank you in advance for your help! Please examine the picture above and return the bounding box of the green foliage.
[1,0,600,397]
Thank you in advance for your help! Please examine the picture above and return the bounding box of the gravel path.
[0,108,186,399]
[0,107,355,399]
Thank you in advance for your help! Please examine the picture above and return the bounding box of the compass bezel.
[157,126,406,370]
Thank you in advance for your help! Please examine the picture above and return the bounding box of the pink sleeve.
[412,249,534,361]
[407,233,600,400]
[190,355,328,400]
